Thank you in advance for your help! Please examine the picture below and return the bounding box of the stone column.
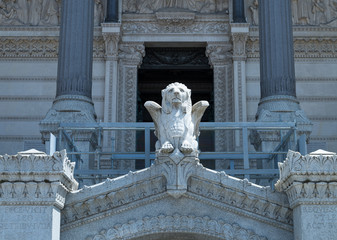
[206,43,233,169]
[40,0,97,172]
[276,150,337,240]
[105,0,119,22]
[253,0,311,156]
[0,149,78,240]
[233,0,246,23]
[231,23,249,150]
[115,42,145,171]
[102,23,121,152]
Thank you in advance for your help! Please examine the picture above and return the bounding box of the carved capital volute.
[119,42,145,67]
[0,149,78,209]
[276,150,337,208]
[102,23,121,61]
[206,42,232,67]
[230,23,249,61]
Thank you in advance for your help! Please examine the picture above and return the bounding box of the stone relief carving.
[123,0,229,14]
[0,0,105,26]
[122,22,228,34]
[144,82,209,161]
[88,214,268,240]
[247,0,337,26]
[276,150,337,208]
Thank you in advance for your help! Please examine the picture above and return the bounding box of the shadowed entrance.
[136,47,215,169]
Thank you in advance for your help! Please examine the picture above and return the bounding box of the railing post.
[145,127,151,168]
[298,134,307,155]
[242,127,249,179]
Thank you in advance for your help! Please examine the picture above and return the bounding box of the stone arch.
[88,214,268,240]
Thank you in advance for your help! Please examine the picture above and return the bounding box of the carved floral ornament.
[88,214,268,240]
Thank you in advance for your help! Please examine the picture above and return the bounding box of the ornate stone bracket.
[102,23,121,61]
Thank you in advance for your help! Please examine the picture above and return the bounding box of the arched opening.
[136,47,215,169]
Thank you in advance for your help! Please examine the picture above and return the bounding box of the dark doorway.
[136,47,215,169]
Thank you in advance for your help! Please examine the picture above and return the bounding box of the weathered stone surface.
[276,150,337,240]
[0,150,78,240]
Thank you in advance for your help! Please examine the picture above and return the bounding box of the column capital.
[102,23,121,61]
[230,23,250,61]
[119,42,145,67]
[276,150,337,208]
[206,42,232,67]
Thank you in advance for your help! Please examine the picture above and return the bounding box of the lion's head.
[161,82,192,114]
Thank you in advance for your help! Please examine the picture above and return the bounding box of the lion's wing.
[144,101,162,137]
[192,101,209,137]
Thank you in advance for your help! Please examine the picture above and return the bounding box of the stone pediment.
[61,155,293,239]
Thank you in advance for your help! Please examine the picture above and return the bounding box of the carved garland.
[88,214,268,240]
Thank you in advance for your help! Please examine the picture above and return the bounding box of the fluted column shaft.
[233,0,246,23]
[105,0,119,22]
[56,0,94,98]
[258,0,296,99]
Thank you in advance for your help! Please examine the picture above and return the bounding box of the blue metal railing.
[55,122,302,185]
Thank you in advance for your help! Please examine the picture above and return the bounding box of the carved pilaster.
[115,42,145,170]
[276,150,337,240]
[206,43,234,168]
[102,23,121,151]
[231,23,249,149]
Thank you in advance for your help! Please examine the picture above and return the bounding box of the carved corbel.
[230,23,250,61]
[206,42,232,67]
[118,42,146,67]
[102,32,120,61]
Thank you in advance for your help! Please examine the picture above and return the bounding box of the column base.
[40,95,97,142]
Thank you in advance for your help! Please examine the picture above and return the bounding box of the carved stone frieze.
[276,150,337,208]
[0,0,105,26]
[246,0,337,26]
[0,36,105,59]
[121,21,229,34]
[155,11,196,25]
[246,37,337,59]
[87,214,268,240]
[122,0,229,14]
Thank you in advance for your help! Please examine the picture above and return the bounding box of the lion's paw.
[180,141,193,154]
[161,142,174,153]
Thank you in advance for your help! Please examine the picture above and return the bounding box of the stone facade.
[0,0,336,156]
[2,148,337,239]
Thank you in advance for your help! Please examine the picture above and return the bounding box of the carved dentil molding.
[276,150,337,208]
[0,149,78,208]
[88,214,268,240]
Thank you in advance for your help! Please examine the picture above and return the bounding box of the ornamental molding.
[87,214,267,240]
[122,0,229,14]
[0,150,78,208]
[118,42,145,66]
[247,37,337,59]
[0,36,105,59]
[121,17,229,35]
[276,150,337,208]
[61,156,291,229]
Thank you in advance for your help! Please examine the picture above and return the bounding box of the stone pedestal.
[253,0,312,165]
[0,149,78,240]
[276,150,337,240]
